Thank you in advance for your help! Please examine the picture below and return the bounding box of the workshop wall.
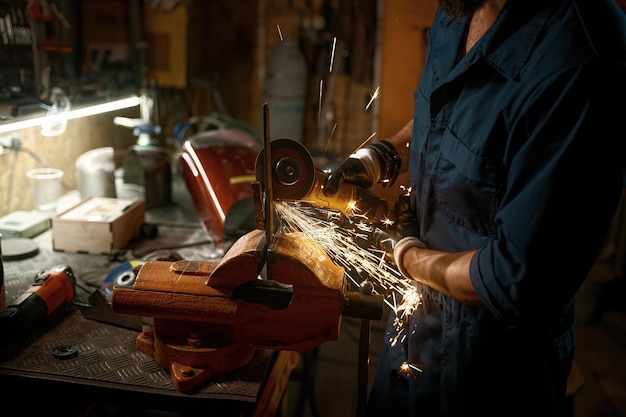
[263,0,380,155]
[154,0,380,156]
[153,0,262,143]
[0,0,435,214]
[0,108,139,217]
[0,0,141,216]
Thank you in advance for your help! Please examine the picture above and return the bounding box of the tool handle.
[27,266,75,315]
[0,265,75,335]
[312,169,393,222]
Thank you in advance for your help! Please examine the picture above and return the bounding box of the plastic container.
[263,38,308,142]
[26,168,64,213]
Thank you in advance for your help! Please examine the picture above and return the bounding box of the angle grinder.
[255,139,393,222]
[0,265,75,337]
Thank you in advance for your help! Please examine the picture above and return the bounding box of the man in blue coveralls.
[324,0,626,415]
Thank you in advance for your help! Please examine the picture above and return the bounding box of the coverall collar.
[429,0,553,83]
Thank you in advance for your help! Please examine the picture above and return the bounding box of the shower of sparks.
[274,201,423,337]
[398,362,423,379]
[365,86,380,111]
[276,25,283,41]
[329,37,337,72]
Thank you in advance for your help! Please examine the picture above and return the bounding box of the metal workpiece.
[342,291,384,321]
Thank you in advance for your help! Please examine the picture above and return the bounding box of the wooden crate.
[52,197,145,255]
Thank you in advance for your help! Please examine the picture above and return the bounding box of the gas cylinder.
[263,38,308,142]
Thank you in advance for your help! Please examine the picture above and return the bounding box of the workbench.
[0,199,299,417]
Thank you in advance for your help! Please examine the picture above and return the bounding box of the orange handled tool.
[0,265,75,336]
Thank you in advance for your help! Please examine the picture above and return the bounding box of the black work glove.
[323,140,401,196]
[372,194,420,264]
[393,194,420,239]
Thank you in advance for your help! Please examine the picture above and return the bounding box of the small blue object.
[101,260,143,301]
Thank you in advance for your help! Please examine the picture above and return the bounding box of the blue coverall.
[366,0,626,415]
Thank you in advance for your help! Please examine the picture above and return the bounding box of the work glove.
[373,194,421,264]
[323,140,401,196]
[391,195,425,277]
[393,194,419,238]
[393,236,426,279]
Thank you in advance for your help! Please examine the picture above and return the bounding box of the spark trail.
[275,201,422,344]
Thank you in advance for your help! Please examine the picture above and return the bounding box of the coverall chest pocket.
[434,130,501,237]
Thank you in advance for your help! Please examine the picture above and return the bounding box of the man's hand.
[323,141,401,196]
[324,157,378,196]
[393,194,419,238]
[372,194,420,264]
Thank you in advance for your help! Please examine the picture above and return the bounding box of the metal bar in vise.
[263,102,274,279]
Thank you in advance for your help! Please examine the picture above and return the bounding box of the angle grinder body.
[255,138,393,222]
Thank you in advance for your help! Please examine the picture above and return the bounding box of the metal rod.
[356,317,370,417]
[263,103,274,255]
[356,280,375,417]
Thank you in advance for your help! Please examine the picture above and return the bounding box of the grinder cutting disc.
[255,139,315,201]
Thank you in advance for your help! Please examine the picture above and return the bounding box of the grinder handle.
[0,265,75,336]
[313,169,393,222]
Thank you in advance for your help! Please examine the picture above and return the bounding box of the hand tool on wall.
[27,0,72,101]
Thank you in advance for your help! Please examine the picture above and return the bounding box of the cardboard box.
[52,197,145,254]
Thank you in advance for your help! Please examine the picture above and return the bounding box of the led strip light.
[0,96,142,135]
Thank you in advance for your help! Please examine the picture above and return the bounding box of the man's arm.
[395,240,486,308]
[324,119,486,306]
[384,119,413,174]
[385,121,485,307]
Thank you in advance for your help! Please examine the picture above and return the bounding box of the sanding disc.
[1,237,40,261]
[100,260,143,301]
[255,138,315,201]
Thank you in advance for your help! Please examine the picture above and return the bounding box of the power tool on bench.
[0,264,75,336]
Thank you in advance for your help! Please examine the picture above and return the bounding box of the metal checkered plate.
[0,306,273,402]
